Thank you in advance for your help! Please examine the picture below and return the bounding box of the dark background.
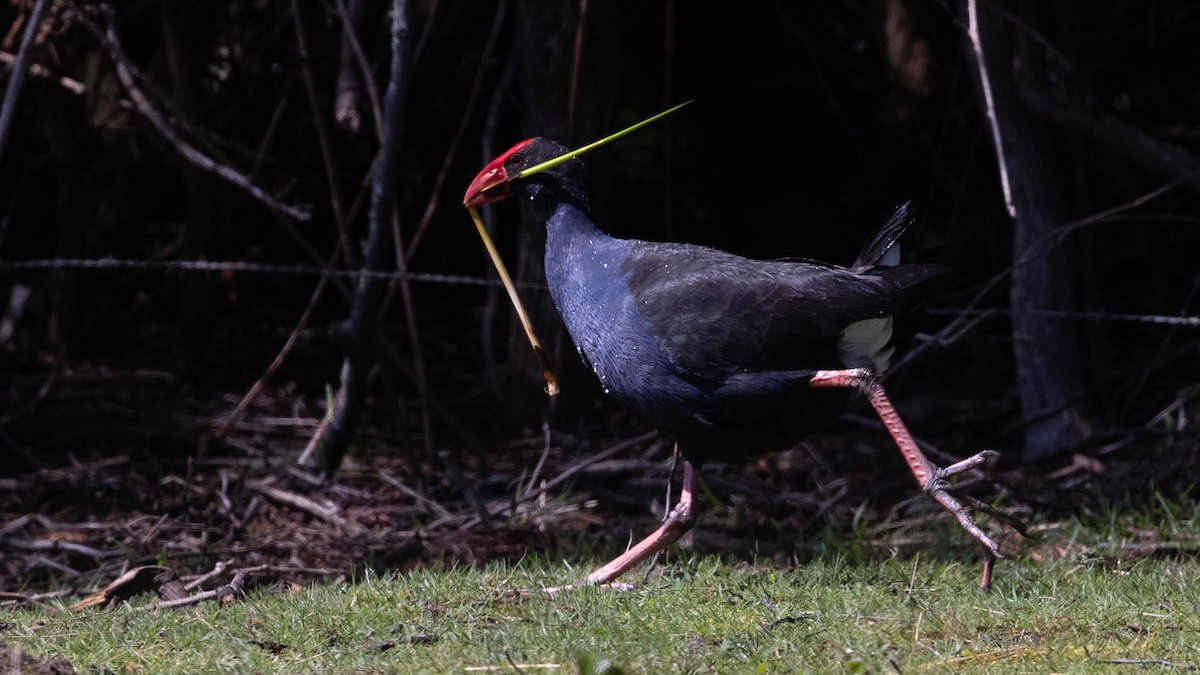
[2,0,1199,590]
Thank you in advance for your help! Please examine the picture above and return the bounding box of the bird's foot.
[810,369,1030,591]
[923,449,1030,592]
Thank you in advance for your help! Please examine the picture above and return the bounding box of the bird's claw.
[936,449,1000,480]
[921,449,1029,592]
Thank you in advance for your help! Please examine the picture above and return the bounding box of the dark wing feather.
[619,241,919,382]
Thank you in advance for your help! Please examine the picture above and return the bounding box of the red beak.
[462,139,536,207]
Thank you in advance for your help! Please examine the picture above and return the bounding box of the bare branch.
[965,0,1015,218]
[0,0,53,163]
[61,2,312,222]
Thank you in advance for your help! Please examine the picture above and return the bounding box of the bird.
[463,137,1026,591]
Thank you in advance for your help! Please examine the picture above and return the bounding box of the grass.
[5,517,1200,675]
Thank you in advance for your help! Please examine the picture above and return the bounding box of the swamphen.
[463,137,1025,591]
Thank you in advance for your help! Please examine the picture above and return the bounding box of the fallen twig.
[247,480,366,535]
[71,565,187,610]
[2,536,120,560]
[0,588,75,609]
[144,563,344,610]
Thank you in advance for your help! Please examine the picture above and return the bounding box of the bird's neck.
[543,201,615,288]
[542,198,630,335]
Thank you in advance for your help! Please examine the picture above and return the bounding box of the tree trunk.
[967,0,1091,461]
[308,0,413,474]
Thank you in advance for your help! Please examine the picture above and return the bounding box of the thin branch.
[1023,91,1200,198]
[2,536,121,560]
[142,564,343,610]
[484,431,659,522]
[0,50,86,95]
[0,0,53,163]
[216,249,338,436]
[404,0,509,264]
[332,0,384,139]
[965,0,1015,218]
[291,0,357,266]
[0,588,74,610]
[247,480,366,535]
[61,3,311,222]
[333,0,365,134]
[389,211,435,458]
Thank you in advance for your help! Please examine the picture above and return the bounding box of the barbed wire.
[0,257,543,289]
[0,256,1196,327]
[925,307,1200,327]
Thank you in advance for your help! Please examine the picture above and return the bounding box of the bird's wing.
[618,241,913,382]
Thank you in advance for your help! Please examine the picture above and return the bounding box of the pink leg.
[542,461,698,594]
[586,460,698,585]
[810,368,1026,591]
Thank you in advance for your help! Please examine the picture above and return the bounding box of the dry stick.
[251,99,290,179]
[0,50,86,95]
[147,587,220,609]
[0,513,35,536]
[403,0,509,263]
[183,559,234,591]
[0,589,74,610]
[143,564,342,610]
[387,208,435,458]
[247,480,366,535]
[483,431,660,522]
[332,0,384,138]
[0,0,51,163]
[217,250,337,437]
[521,420,553,498]
[59,5,311,222]
[966,0,1015,218]
[476,49,519,401]
[333,0,365,134]
[291,0,356,266]
[27,555,83,580]
[2,536,118,560]
[378,470,451,518]
[566,0,588,136]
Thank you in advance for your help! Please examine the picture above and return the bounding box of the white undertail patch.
[838,317,895,373]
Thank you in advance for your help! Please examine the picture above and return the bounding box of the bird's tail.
[853,201,914,269]
[857,201,949,304]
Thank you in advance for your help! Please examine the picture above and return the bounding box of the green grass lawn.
[6,535,1200,674]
